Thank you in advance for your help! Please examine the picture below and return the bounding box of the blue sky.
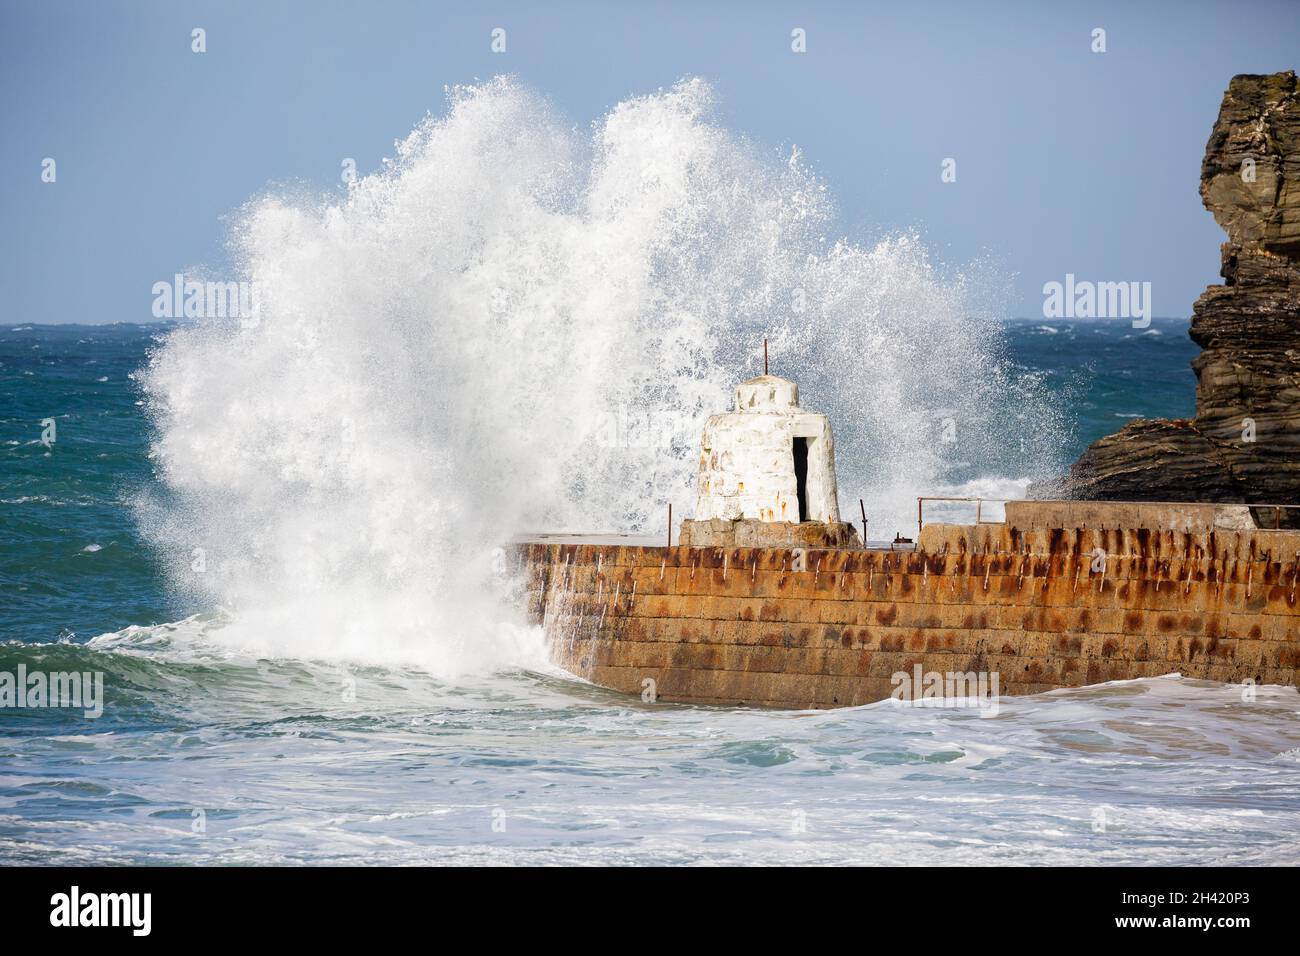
[3,0,1297,324]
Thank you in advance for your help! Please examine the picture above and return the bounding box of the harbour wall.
[520,503,1300,708]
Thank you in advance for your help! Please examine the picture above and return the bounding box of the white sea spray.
[136,77,1064,673]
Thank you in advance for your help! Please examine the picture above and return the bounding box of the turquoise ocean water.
[3,319,1299,865]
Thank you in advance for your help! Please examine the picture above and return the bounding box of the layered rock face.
[1065,71,1300,508]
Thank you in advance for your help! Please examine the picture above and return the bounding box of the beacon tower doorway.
[793,437,809,522]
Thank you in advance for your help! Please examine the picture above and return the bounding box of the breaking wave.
[136,77,1064,673]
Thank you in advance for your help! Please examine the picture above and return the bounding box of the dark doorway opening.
[793,437,809,523]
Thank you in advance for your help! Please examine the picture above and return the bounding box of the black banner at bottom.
[0,865,1286,942]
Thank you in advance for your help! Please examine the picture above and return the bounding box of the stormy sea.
[3,79,1297,865]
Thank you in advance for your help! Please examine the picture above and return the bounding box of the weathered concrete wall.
[520,521,1300,708]
[1002,500,1256,532]
[679,518,861,549]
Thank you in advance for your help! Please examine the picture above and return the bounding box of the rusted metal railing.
[915,496,1300,536]
[1248,503,1300,529]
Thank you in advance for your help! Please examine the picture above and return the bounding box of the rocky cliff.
[1063,71,1300,510]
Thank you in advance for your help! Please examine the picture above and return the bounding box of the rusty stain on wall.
[519,519,1300,709]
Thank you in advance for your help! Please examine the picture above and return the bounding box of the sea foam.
[137,77,1063,673]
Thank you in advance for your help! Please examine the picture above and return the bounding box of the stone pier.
[520,501,1300,708]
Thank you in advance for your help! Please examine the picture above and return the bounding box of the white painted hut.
[681,375,860,548]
